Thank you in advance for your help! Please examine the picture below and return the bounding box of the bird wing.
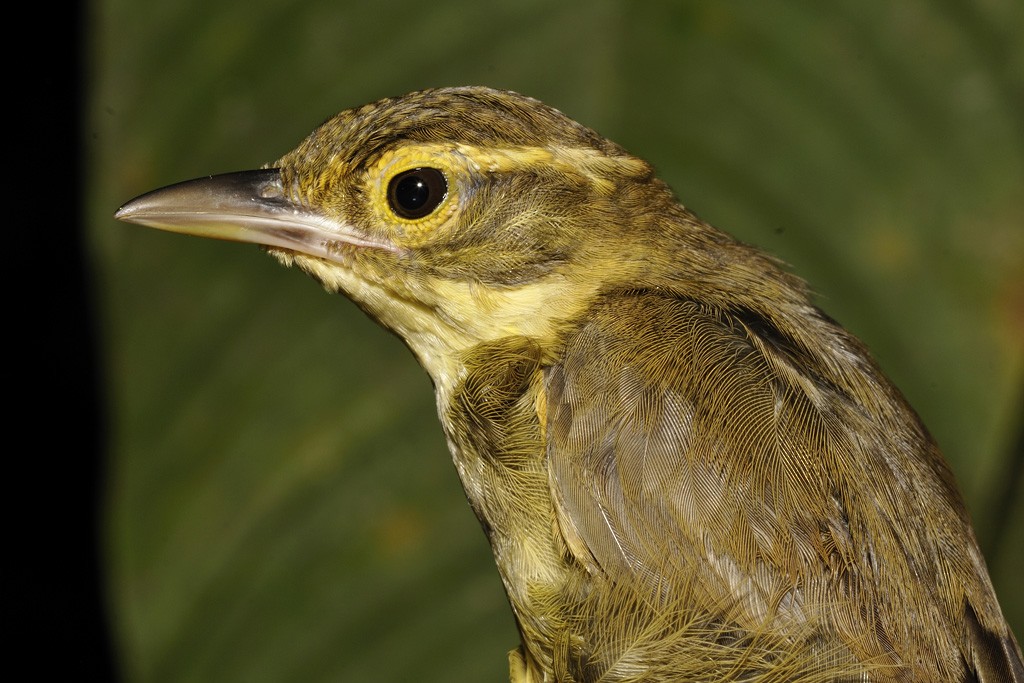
[543,289,1022,680]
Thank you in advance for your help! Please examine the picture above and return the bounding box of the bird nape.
[116,86,1022,682]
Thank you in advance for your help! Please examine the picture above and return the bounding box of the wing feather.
[544,289,1022,680]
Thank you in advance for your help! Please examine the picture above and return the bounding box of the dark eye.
[387,167,448,219]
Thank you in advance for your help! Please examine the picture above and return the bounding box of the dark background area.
[81,1,1021,680]
[16,2,115,679]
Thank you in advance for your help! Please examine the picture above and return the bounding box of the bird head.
[116,87,678,387]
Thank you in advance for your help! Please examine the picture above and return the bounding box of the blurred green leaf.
[89,1,1023,681]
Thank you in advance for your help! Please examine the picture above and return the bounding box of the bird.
[116,86,1022,682]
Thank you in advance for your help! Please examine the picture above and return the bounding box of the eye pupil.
[395,175,429,210]
[388,168,448,219]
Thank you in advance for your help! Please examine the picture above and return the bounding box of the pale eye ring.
[387,167,448,219]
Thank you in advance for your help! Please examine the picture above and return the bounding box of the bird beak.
[115,169,396,263]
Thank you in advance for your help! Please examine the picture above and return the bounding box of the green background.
[88,1,1022,681]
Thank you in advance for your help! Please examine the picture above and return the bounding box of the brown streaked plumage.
[116,86,1021,682]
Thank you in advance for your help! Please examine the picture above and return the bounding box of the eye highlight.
[387,167,448,219]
